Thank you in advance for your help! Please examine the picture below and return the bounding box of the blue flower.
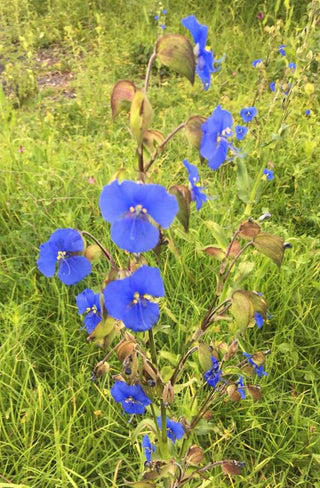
[154,14,159,20]
[200,105,234,170]
[305,110,311,116]
[111,381,151,414]
[161,24,166,30]
[235,125,248,141]
[238,376,245,399]
[288,62,296,71]
[279,44,286,56]
[204,356,221,388]
[103,266,164,332]
[254,312,264,329]
[142,435,155,463]
[263,168,274,181]
[252,58,263,67]
[239,107,258,123]
[182,15,222,91]
[157,417,184,443]
[269,81,276,92]
[243,352,268,378]
[162,8,167,14]
[99,180,178,253]
[76,288,102,333]
[183,159,208,211]
[37,228,91,285]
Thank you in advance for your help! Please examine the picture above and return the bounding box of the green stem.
[144,51,156,92]
[144,122,186,172]
[80,230,116,268]
[243,159,268,217]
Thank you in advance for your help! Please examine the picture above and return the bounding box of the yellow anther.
[142,207,147,214]
[132,299,138,305]
[129,206,135,213]
[57,251,66,261]
[217,136,221,142]
[133,292,140,300]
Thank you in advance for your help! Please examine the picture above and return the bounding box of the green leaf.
[230,290,254,333]
[156,34,195,84]
[254,232,285,268]
[130,90,153,144]
[236,158,252,203]
[111,79,136,118]
[206,222,229,249]
[198,343,213,372]
[124,481,156,487]
[185,115,206,148]
[169,185,191,232]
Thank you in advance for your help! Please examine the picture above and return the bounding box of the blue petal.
[57,256,91,285]
[131,266,164,297]
[110,381,129,402]
[183,159,200,183]
[99,180,134,223]
[49,228,84,253]
[104,276,134,321]
[111,216,159,253]
[196,49,214,89]
[123,300,160,332]
[76,288,96,314]
[84,312,101,334]
[181,15,208,48]
[207,138,229,170]
[37,242,57,277]
[122,401,146,415]
[192,186,208,211]
[254,312,264,329]
[235,125,248,141]
[138,184,178,229]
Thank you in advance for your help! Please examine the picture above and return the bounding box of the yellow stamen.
[57,251,66,261]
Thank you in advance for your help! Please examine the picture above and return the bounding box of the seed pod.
[117,340,136,362]
[223,339,238,361]
[247,385,262,401]
[162,381,175,406]
[227,384,242,402]
[185,445,204,465]
[92,360,109,380]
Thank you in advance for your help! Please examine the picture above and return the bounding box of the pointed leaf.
[198,343,213,372]
[201,246,225,260]
[130,91,153,144]
[239,219,261,240]
[230,290,254,333]
[156,34,195,84]
[111,79,136,118]
[236,158,252,203]
[169,185,191,232]
[185,115,206,148]
[228,239,241,257]
[254,232,284,268]
[143,129,165,154]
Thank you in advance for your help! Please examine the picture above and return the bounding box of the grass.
[0,0,319,486]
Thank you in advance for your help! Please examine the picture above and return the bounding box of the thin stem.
[100,338,125,365]
[144,122,186,172]
[170,346,198,386]
[81,230,116,268]
[150,403,161,436]
[144,51,157,92]
[148,329,158,367]
[201,298,232,331]
[137,145,144,175]
[222,241,254,283]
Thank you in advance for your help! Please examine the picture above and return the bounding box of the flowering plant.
[36,12,293,487]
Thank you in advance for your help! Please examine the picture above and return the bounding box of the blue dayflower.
[243,352,268,378]
[288,62,296,71]
[235,125,248,141]
[200,105,235,170]
[183,159,208,211]
[182,15,222,90]
[157,417,184,443]
[76,288,102,333]
[204,356,221,388]
[254,312,265,329]
[238,376,246,399]
[99,180,178,253]
[252,58,263,67]
[37,228,91,285]
[279,44,286,56]
[161,24,166,30]
[305,110,311,116]
[111,381,152,414]
[162,8,167,14]
[239,107,258,123]
[154,14,159,20]
[103,266,164,332]
[269,81,276,92]
[263,168,274,181]
[142,435,155,463]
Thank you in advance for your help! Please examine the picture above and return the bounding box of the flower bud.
[91,360,109,380]
[223,339,238,361]
[222,460,245,475]
[227,384,242,402]
[116,340,136,361]
[84,244,102,262]
[185,445,204,465]
[247,385,262,401]
[251,351,266,366]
